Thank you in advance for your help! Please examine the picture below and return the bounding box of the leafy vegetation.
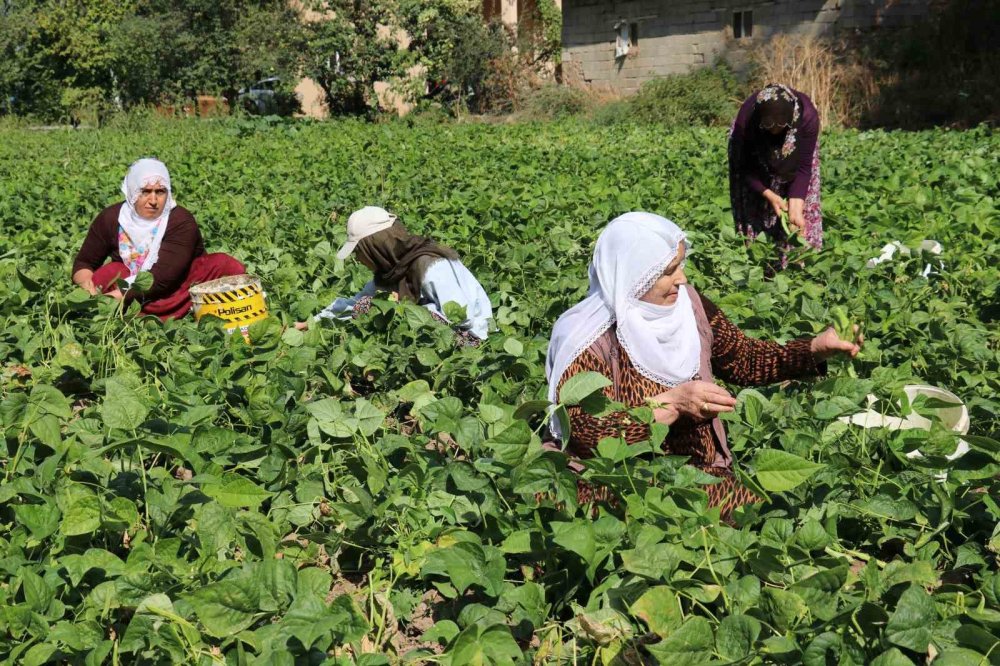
[0,117,998,664]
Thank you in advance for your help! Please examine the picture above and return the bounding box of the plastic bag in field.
[866,240,943,277]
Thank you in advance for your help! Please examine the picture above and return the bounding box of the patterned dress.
[728,88,823,268]
[558,293,823,519]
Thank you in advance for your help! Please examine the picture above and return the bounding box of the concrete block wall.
[561,0,932,91]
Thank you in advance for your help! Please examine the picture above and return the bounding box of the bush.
[520,84,591,120]
[625,65,743,127]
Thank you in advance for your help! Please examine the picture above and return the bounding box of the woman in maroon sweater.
[728,84,822,268]
[72,158,244,320]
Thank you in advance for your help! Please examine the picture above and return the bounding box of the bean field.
[1,117,998,665]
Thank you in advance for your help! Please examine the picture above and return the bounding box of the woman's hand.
[106,288,124,301]
[788,197,806,233]
[763,189,787,219]
[650,381,737,422]
[811,325,863,360]
[72,268,98,296]
[294,321,310,331]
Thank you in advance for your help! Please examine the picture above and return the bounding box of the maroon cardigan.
[730,89,820,200]
[72,203,205,301]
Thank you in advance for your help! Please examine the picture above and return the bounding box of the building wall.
[561,0,932,93]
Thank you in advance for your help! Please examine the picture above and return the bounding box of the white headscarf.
[117,158,177,282]
[546,212,702,411]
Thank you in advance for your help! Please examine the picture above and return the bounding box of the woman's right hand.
[294,321,310,331]
[651,381,737,421]
[763,189,787,219]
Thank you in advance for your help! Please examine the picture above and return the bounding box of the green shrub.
[624,64,744,127]
[521,84,591,120]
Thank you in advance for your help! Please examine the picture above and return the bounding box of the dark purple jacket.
[730,89,820,200]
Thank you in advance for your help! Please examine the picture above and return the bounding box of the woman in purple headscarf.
[728,84,822,268]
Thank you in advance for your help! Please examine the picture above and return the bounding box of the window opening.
[733,10,753,39]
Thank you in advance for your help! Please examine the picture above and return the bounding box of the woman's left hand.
[811,325,863,360]
[106,288,124,301]
[788,197,806,233]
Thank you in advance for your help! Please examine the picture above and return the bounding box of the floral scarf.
[117,158,176,281]
[755,84,802,182]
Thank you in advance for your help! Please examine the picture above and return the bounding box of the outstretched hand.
[811,325,863,360]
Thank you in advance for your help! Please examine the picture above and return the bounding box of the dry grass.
[749,34,875,128]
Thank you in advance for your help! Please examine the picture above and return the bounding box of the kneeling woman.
[300,206,492,343]
[72,158,245,319]
[546,212,860,518]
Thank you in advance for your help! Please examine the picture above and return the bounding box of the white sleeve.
[420,260,493,339]
[313,280,377,322]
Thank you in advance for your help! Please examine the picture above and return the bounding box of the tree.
[301,0,403,117]
[136,0,307,109]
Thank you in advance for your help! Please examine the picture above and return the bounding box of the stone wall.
[561,0,932,93]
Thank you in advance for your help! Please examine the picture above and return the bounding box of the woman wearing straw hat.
[728,83,822,269]
[547,212,860,519]
[72,158,246,320]
[297,206,492,342]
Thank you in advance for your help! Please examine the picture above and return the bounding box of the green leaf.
[885,584,937,652]
[100,373,149,431]
[761,588,809,632]
[422,619,461,646]
[185,576,261,637]
[447,623,522,666]
[716,614,761,662]
[752,449,824,492]
[202,476,273,508]
[442,301,468,324]
[279,594,368,647]
[484,419,531,466]
[281,327,304,346]
[20,568,51,612]
[61,490,102,536]
[421,541,505,598]
[558,371,611,406]
[802,631,844,666]
[131,271,154,293]
[61,549,126,586]
[645,616,714,665]
[22,643,57,666]
[353,398,385,436]
[869,648,916,666]
[629,586,682,636]
[30,384,72,418]
[14,502,61,541]
[502,337,523,356]
[29,413,61,448]
[620,542,684,580]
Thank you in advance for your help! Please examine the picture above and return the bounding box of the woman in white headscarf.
[546,212,860,517]
[72,158,245,320]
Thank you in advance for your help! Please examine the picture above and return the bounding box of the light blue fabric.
[314,279,377,321]
[314,259,492,339]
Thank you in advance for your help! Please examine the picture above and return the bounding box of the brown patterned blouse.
[557,292,823,516]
